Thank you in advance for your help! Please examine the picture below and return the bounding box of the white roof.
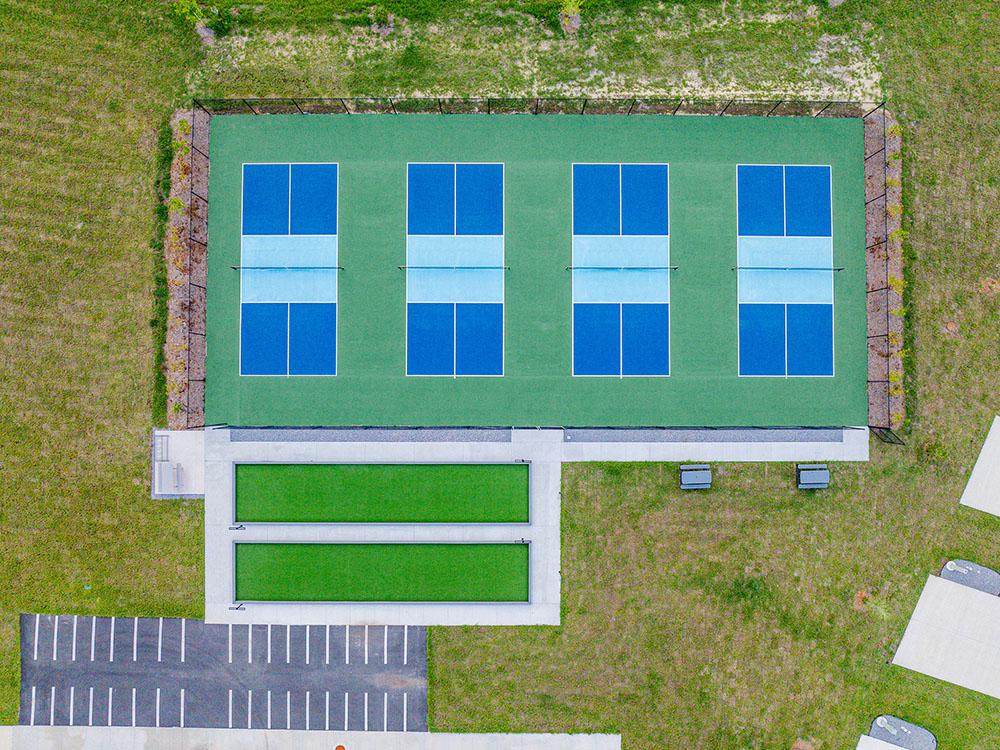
[960,416,1000,516]
[857,736,905,750]
[893,575,1000,700]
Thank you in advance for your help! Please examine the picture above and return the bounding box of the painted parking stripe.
[33,615,39,661]
[383,691,388,731]
[305,690,310,730]
[345,626,350,664]
[343,691,348,731]
[267,624,272,664]
[383,625,388,664]
[228,624,232,664]
[131,687,136,727]
[52,616,58,661]
[247,689,252,729]
[364,692,369,731]
[325,691,330,731]
[365,625,369,665]
[109,617,115,662]
[325,625,330,665]
[228,689,232,728]
[404,626,408,665]
[88,687,93,726]
[71,616,77,661]
[248,624,253,663]
[157,618,163,662]
[403,692,408,732]
[155,688,160,727]
[49,686,55,725]
[133,618,138,662]
[180,619,186,663]
[107,687,113,726]
[29,686,35,726]
[180,688,185,728]
[69,686,74,726]
[285,690,291,729]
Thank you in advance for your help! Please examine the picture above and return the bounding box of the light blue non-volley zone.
[572,163,670,376]
[737,164,834,377]
[406,163,504,376]
[240,163,338,376]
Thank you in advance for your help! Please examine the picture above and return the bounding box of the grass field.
[2,0,998,746]
[235,463,530,523]
[234,543,530,601]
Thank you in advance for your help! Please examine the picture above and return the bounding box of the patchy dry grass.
[192,0,880,99]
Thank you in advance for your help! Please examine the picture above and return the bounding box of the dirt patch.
[163,107,209,429]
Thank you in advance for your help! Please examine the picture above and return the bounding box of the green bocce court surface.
[206,114,867,427]
[234,543,531,602]
[234,463,530,523]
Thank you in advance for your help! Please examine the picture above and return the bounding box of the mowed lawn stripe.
[235,463,529,523]
[235,543,530,602]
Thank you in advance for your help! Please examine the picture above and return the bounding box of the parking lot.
[19,614,427,731]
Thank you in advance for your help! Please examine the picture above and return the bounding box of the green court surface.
[207,114,867,427]
[234,543,530,602]
[234,462,529,523]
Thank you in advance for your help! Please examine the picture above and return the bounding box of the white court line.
[29,685,35,726]
[107,687,113,726]
[52,616,58,661]
[181,619,186,662]
[88,687,93,726]
[157,618,163,662]
[305,690,310,730]
[132,618,138,662]
[71,616,77,661]
[228,624,233,663]
[404,626,408,665]
[306,626,310,664]
[155,688,160,727]
[180,688,185,728]
[109,617,115,662]
[286,690,291,729]
[383,691,388,731]
[383,625,388,665]
[325,625,330,665]
[247,689,252,729]
[33,615,39,660]
[228,689,233,728]
[131,687,136,727]
[286,624,290,664]
[325,691,330,731]
[49,686,55,725]
[248,624,253,664]
[343,691,348,731]
[69,685,75,726]
[268,624,272,664]
[345,626,349,664]
[403,692,408,732]
[267,690,272,729]
[365,625,369,665]
[90,617,96,662]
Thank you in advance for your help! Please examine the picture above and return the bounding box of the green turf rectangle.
[208,114,867,428]
[234,462,529,523]
[234,543,530,602]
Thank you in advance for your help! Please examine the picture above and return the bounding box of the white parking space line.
[285,624,290,664]
[365,625,369,665]
[228,624,232,664]
[305,690,310,730]
[181,619,186,663]
[90,617,96,662]
[285,690,290,729]
[131,687,136,727]
[247,689,252,729]
[107,687,113,727]
[33,615,39,661]
[248,624,253,664]
[109,617,115,662]
[267,690,272,729]
[71,616,77,661]
[343,691,348,731]
[404,626,408,665]
[88,687,93,726]
[49,686,55,725]
[267,624,272,664]
[383,625,388,665]
[157,618,163,662]
[383,691,388,731]
[325,625,330,665]
[364,692,369,731]
[29,685,35,726]
[69,686,75,726]
[132,618,138,662]
[52,616,58,661]
[228,689,233,728]
[180,688,185,728]
[345,626,349,664]
[403,692,408,732]
[305,626,310,665]
[325,691,330,731]
[155,688,160,728]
